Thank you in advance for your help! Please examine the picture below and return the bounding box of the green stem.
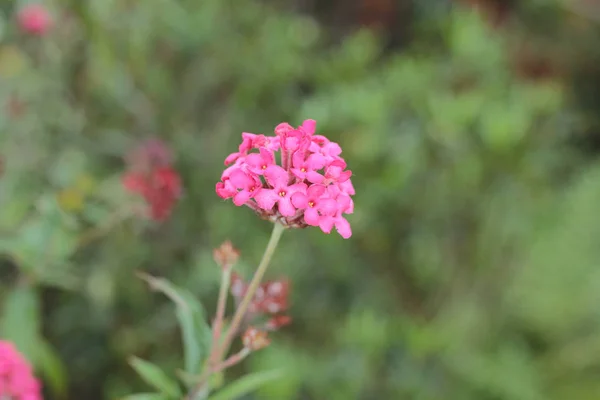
[186,223,285,400]
[209,268,232,367]
[217,223,285,360]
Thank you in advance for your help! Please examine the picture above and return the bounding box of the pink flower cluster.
[0,341,42,400]
[216,120,354,238]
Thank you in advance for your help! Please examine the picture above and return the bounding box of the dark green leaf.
[129,356,181,398]
[207,370,284,400]
[37,339,68,399]
[138,273,212,376]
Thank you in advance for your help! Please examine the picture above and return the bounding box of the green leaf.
[0,285,41,362]
[37,339,68,399]
[207,370,284,400]
[121,394,171,400]
[129,356,181,398]
[138,273,212,376]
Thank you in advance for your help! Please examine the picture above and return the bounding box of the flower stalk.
[217,222,285,360]
[187,223,285,399]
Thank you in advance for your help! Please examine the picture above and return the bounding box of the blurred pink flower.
[216,120,355,238]
[17,4,52,36]
[0,341,43,400]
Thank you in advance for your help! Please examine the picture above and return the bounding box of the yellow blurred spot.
[75,174,96,195]
[0,46,27,78]
[57,188,85,212]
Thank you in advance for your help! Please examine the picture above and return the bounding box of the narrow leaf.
[0,285,40,362]
[121,394,170,400]
[37,339,68,399]
[207,369,284,400]
[138,273,212,375]
[129,357,181,398]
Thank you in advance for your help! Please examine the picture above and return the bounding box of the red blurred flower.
[122,140,181,221]
[17,4,52,36]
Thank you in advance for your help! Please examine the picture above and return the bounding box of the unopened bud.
[242,327,270,351]
[213,240,239,270]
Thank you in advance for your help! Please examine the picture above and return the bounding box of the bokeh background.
[3,0,600,399]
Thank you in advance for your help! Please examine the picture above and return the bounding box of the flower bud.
[213,240,240,270]
[242,327,270,351]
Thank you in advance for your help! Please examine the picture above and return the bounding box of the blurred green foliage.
[2,0,600,399]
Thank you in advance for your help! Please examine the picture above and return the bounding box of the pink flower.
[216,120,355,238]
[0,341,43,400]
[310,135,342,162]
[299,119,316,136]
[290,151,326,181]
[291,184,337,226]
[254,166,306,216]
[245,148,275,175]
[318,188,353,238]
[319,212,352,239]
[307,159,352,185]
[17,4,52,36]
[228,168,262,206]
[243,133,280,152]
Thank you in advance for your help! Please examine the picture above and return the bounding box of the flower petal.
[290,168,306,180]
[323,142,342,157]
[306,154,326,170]
[307,184,327,198]
[264,165,289,188]
[339,179,355,195]
[318,198,338,215]
[224,152,241,165]
[229,169,253,188]
[335,216,352,239]
[292,150,305,169]
[245,153,264,170]
[301,119,316,135]
[338,170,352,183]
[259,147,275,165]
[303,207,319,226]
[275,123,294,137]
[277,197,296,217]
[288,182,307,196]
[233,190,251,206]
[291,192,309,209]
[254,189,278,210]
[306,171,324,184]
[319,216,335,234]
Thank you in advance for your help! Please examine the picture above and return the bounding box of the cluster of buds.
[0,341,42,400]
[17,4,52,36]
[242,327,271,351]
[211,240,292,356]
[230,272,292,331]
[216,120,354,238]
[122,139,182,221]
